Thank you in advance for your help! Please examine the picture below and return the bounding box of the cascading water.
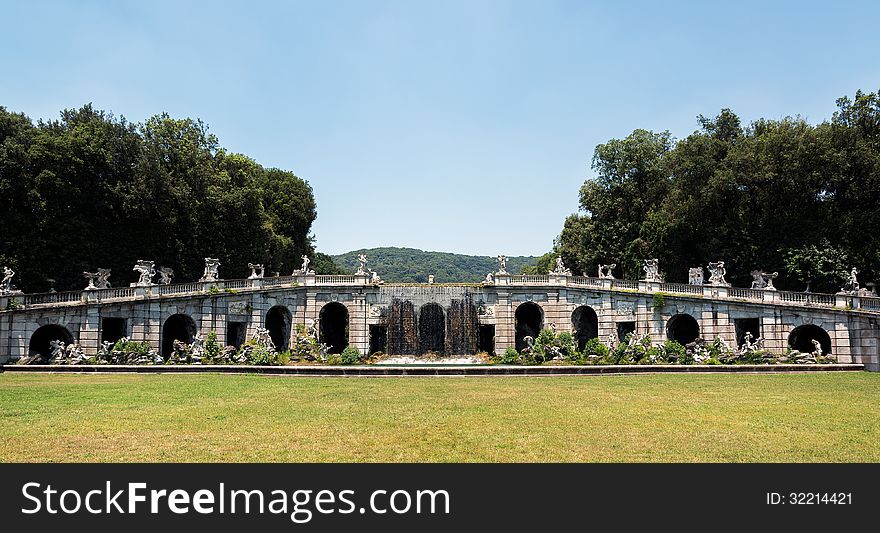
[386,299,418,355]
[445,297,479,355]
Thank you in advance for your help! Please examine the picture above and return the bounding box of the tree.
[551,90,880,290]
[0,104,323,292]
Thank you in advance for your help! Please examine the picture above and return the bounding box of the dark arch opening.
[571,306,599,351]
[162,314,197,358]
[788,324,832,355]
[266,306,292,352]
[515,302,543,352]
[418,303,446,354]
[667,314,700,345]
[29,324,74,360]
[320,302,349,354]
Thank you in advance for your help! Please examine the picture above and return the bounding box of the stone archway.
[571,305,599,351]
[162,314,197,358]
[418,303,446,354]
[29,324,74,360]
[666,313,700,345]
[788,324,832,355]
[320,302,349,354]
[515,301,543,352]
[266,305,292,352]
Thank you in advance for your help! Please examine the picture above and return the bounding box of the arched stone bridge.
[2,272,878,370]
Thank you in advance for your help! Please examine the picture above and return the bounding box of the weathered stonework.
[1,276,878,370]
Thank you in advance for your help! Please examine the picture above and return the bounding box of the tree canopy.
[0,104,337,292]
[546,90,880,293]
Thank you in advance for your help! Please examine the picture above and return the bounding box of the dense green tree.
[553,90,880,291]
[0,104,331,292]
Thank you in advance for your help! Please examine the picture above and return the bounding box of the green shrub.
[582,338,608,357]
[340,346,362,365]
[662,340,685,363]
[497,347,520,364]
[204,331,221,362]
[652,292,666,310]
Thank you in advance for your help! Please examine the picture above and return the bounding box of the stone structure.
[597,264,616,279]
[2,269,879,370]
[248,263,265,280]
[158,267,174,285]
[642,259,662,282]
[496,255,508,275]
[688,267,704,285]
[133,260,156,286]
[841,268,859,294]
[200,258,221,283]
[0,266,21,295]
[551,257,572,276]
[750,270,778,290]
[95,268,111,289]
[356,254,367,275]
[707,261,729,287]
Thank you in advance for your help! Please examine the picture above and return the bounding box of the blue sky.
[2,1,878,256]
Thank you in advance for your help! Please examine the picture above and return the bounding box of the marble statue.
[253,327,277,353]
[49,339,66,362]
[551,257,571,276]
[0,266,21,295]
[369,269,383,284]
[841,267,859,294]
[158,267,174,285]
[133,260,156,286]
[307,319,319,341]
[248,263,265,279]
[484,272,495,284]
[96,268,111,289]
[428,275,435,284]
[707,261,728,286]
[496,255,508,275]
[83,271,99,290]
[642,259,663,282]
[598,264,616,279]
[750,270,778,290]
[300,254,312,274]
[200,258,220,282]
[688,267,704,285]
[356,254,367,275]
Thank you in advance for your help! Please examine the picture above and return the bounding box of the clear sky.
[2,1,878,256]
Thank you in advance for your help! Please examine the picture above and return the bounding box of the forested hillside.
[332,248,537,282]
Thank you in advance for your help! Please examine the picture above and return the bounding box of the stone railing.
[569,276,605,288]
[728,287,765,301]
[509,275,550,284]
[316,275,358,285]
[659,282,704,295]
[862,296,880,311]
[262,276,297,288]
[611,279,639,290]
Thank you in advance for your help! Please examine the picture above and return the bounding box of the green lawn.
[1,372,878,462]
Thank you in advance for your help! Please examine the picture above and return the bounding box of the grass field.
[1,372,878,462]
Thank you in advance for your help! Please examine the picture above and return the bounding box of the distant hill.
[331,247,539,283]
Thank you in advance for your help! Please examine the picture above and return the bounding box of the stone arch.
[571,305,599,351]
[788,324,832,355]
[666,313,700,345]
[162,314,198,358]
[418,303,446,354]
[320,302,349,354]
[515,301,544,352]
[266,305,292,352]
[29,324,74,359]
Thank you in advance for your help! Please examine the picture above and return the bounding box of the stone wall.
[1,283,878,370]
